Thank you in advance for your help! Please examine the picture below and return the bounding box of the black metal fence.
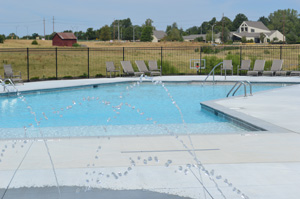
[0,45,300,81]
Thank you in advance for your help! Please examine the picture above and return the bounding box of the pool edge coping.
[200,100,293,134]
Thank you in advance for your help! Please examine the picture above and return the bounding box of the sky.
[0,0,299,37]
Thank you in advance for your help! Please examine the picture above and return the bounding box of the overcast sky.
[0,0,299,37]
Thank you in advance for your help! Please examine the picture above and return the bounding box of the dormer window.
[241,28,244,31]
[245,27,248,32]
[251,29,255,32]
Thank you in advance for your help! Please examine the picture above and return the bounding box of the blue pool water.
[0,82,283,138]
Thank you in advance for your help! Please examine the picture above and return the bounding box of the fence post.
[123,47,125,61]
[161,47,163,75]
[88,48,90,78]
[240,46,242,75]
[27,48,29,82]
[55,48,58,79]
[280,46,282,60]
[199,46,202,75]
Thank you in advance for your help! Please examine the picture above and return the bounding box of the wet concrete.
[0,186,192,199]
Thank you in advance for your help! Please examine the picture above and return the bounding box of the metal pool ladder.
[0,78,19,94]
[202,62,224,85]
[227,81,252,97]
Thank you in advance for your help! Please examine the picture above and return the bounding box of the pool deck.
[1,75,300,199]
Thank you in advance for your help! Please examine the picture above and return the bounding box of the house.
[152,30,167,42]
[232,21,285,43]
[183,34,206,42]
[183,33,222,43]
[52,32,77,47]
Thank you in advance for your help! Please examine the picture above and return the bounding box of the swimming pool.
[0,82,284,138]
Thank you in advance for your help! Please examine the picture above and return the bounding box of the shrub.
[30,77,39,81]
[63,76,73,79]
[203,56,223,74]
[47,76,57,80]
[72,43,80,47]
[95,74,104,78]
[31,40,38,45]
[265,60,272,70]
[201,46,221,54]
[79,73,88,78]
[194,37,203,42]
[160,60,179,75]
[225,54,240,74]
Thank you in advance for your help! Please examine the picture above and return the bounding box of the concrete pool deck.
[0,75,300,199]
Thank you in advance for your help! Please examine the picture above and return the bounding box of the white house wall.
[269,31,285,42]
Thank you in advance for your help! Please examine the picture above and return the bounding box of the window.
[241,28,244,32]
[245,27,248,32]
[251,29,255,32]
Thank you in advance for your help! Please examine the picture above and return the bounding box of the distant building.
[183,33,222,43]
[52,32,77,47]
[232,21,285,43]
[152,30,167,42]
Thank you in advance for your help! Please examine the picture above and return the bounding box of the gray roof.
[153,30,167,40]
[233,32,262,38]
[244,21,270,31]
[265,30,277,37]
[183,34,206,40]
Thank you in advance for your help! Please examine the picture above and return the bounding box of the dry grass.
[0,39,204,48]
[0,40,300,80]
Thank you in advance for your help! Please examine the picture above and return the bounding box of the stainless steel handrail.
[226,81,252,97]
[203,62,223,84]
[0,79,19,93]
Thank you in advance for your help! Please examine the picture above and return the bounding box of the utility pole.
[53,16,55,33]
[133,26,135,42]
[113,19,115,40]
[222,13,224,43]
[43,17,46,39]
[212,24,216,44]
[283,11,285,44]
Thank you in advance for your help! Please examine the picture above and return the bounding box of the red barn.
[52,32,77,47]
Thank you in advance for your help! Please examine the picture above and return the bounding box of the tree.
[99,25,111,41]
[222,27,231,43]
[164,22,183,41]
[86,28,97,40]
[258,16,270,26]
[222,16,234,31]
[232,13,248,30]
[0,34,5,43]
[205,30,215,42]
[241,36,247,43]
[140,26,153,42]
[268,9,300,43]
[185,26,200,35]
[144,18,154,27]
[194,37,203,42]
[260,33,266,43]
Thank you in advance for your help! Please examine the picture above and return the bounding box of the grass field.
[0,40,300,81]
